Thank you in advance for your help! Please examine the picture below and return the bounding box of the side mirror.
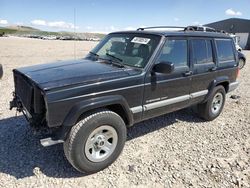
[153,61,174,74]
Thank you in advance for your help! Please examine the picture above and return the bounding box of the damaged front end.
[10,92,33,121]
[10,70,47,128]
[9,70,65,146]
[10,70,68,147]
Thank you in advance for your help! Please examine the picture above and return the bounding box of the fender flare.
[238,51,246,62]
[53,95,133,140]
[62,95,133,127]
[203,77,230,103]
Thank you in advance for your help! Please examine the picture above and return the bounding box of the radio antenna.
[74,8,76,60]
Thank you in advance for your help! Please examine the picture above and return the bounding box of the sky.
[0,0,250,33]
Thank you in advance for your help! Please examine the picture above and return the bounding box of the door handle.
[209,67,217,72]
[183,71,193,76]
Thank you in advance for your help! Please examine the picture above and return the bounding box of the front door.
[142,37,192,120]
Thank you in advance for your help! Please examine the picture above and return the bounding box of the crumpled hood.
[14,59,140,90]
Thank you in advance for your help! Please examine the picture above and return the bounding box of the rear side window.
[215,39,235,62]
[158,39,187,67]
[192,39,214,64]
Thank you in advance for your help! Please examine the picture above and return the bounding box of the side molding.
[130,90,208,113]
[130,106,143,113]
[190,90,208,98]
[144,95,190,111]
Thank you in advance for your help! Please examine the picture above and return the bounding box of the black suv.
[10,26,239,173]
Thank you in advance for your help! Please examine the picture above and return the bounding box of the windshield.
[89,33,161,68]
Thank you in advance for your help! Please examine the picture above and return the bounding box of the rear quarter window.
[215,39,235,63]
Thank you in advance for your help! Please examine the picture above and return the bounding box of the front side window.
[158,39,188,67]
[215,39,235,62]
[192,39,214,64]
[91,33,161,68]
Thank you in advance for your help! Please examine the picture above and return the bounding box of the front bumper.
[10,94,32,121]
[228,82,239,92]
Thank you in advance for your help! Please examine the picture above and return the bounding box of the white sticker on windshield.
[131,37,150,44]
[111,38,125,42]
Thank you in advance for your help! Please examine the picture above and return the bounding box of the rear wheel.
[63,109,127,174]
[197,86,226,121]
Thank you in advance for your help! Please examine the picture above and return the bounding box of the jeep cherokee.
[10,26,239,173]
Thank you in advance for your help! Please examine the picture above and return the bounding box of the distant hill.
[0,25,106,40]
[6,25,40,31]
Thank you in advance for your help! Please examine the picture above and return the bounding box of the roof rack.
[184,26,216,32]
[137,26,185,31]
[137,25,227,34]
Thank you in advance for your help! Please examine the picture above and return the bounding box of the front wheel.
[63,109,127,174]
[197,86,226,121]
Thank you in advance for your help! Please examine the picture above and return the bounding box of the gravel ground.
[0,37,249,188]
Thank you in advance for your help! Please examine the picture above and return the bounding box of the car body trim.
[144,95,190,110]
[130,90,208,113]
[190,90,208,98]
[228,81,239,92]
[130,106,143,113]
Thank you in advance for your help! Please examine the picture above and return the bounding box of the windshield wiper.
[105,53,123,62]
[89,51,99,57]
[103,53,124,68]
[89,51,124,68]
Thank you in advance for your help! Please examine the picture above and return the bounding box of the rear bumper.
[228,81,239,92]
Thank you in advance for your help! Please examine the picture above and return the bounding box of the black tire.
[0,64,3,79]
[63,109,127,174]
[197,86,226,121]
[238,58,245,69]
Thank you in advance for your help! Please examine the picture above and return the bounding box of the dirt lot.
[0,37,249,188]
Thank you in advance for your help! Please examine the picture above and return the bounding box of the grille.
[14,72,33,112]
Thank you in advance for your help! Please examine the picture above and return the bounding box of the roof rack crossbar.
[137,26,185,31]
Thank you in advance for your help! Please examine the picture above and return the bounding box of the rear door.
[142,37,192,120]
[215,38,238,77]
[190,38,217,104]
